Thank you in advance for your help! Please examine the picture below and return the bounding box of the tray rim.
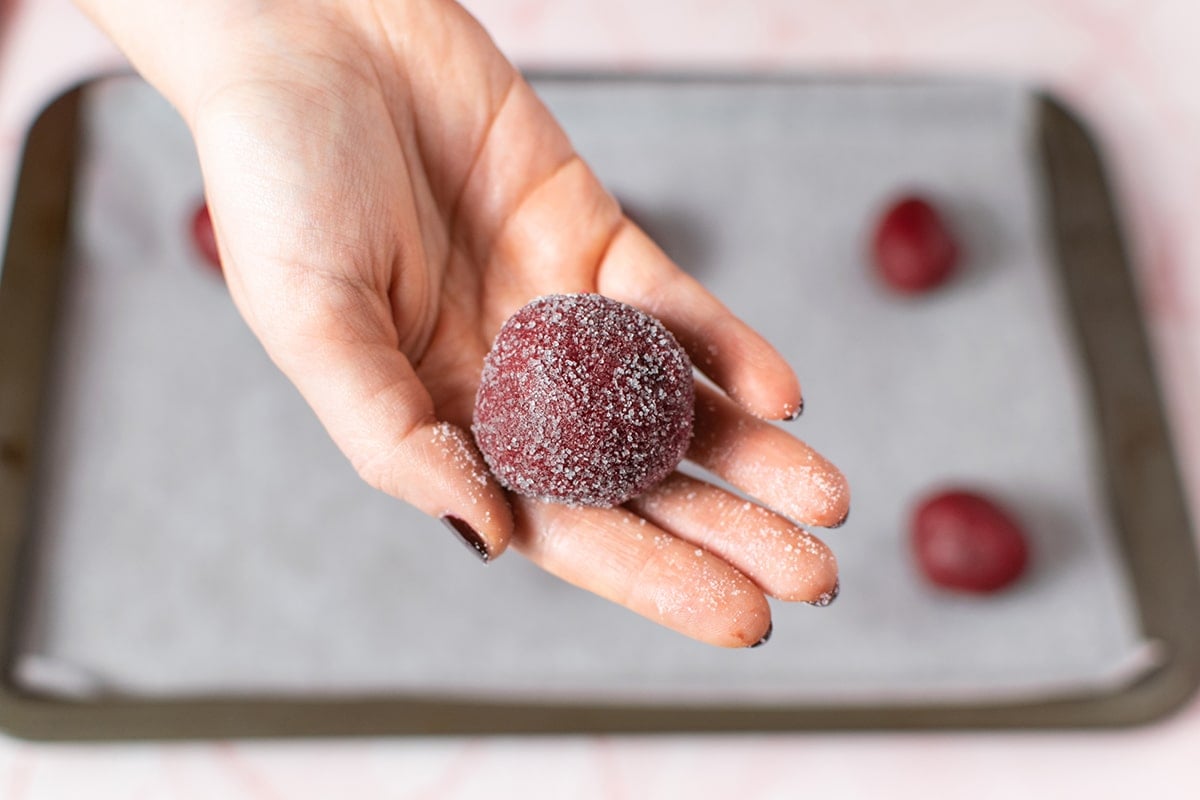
[0,73,1198,740]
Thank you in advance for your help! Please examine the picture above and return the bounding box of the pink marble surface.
[2,0,1200,796]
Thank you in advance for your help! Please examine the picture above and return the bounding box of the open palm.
[100,0,849,647]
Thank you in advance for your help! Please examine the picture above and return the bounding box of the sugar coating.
[430,422,494,520]
[473,294,695,507]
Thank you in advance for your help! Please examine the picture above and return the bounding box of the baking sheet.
[12,76,1153,705]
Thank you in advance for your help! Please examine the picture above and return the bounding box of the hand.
[79,0,849,647]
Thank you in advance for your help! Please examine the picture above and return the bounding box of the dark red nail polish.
[749,622,773,648]
[442,516,490,564]
[807,579,840,607]
[830,507,850,528]
[784,398,804,421]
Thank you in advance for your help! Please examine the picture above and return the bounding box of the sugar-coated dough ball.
[473,293,695,507]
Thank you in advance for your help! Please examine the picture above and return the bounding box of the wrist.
[72,0,366,125]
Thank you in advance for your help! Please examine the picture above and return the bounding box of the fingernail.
[441,516,490,564]
[749,622,773,648]
[807,579,840,607]
[830,507,850,528]
[783,398,804,421]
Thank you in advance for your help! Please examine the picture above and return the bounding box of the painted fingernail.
[830,507,850,528]
[749,622,774,648]
[441,516,490,564]
[807,579,840,607]
[783,398,804,421]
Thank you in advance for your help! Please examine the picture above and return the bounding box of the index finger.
[511,497,772,648]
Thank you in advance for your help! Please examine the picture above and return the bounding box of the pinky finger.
[597,224,803,421]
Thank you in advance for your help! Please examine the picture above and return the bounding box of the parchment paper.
[13,76,1154,704]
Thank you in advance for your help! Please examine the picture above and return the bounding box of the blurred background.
[2,0,1200,797]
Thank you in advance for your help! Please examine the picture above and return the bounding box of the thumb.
[178,60,512,561]
[231,267,513,563]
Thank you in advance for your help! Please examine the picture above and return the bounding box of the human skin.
[75,0,850,647]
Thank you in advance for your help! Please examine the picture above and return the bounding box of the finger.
[511,498,772,648]
[690,383,850,528]
[451,75,620,310]
[597,222,803,421]
[628,474,839,603]
[244,276,514,562]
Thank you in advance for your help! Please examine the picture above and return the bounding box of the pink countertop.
[3,1,1200,797]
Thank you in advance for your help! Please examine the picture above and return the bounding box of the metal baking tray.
[0,75,1197,739]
